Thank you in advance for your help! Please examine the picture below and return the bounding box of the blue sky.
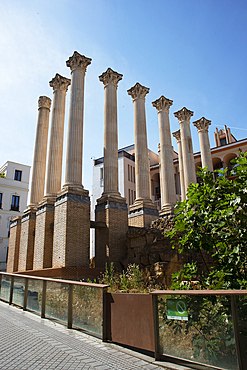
[1,0,247,195]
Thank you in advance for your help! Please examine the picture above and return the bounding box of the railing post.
[67,284,73,329]
[0,274,2,296]
[152,294,161,361]
[9,275,14,305]
[231,295,243,370]
[41,280,47,318]
[23,278,29,310]
[102,287,108,342]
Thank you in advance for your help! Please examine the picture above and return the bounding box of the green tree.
[167,151,247,290]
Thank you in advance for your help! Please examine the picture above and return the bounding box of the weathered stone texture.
[53,196,90,268]
[7,217,22,272]
[123,216,214,287]
[18,214,36,272]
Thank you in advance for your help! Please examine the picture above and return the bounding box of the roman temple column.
[33,74,71,271]
[64,51,92,189]
[95,68,128,271]
[18,96,51,272]
[172,130,186,201]
[193,117,213,172]
[174,107,196,195]
[127,83,158,227]
[53,52,92,269]
[152,96,176,215]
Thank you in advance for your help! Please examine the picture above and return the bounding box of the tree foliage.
[167,151,247,290]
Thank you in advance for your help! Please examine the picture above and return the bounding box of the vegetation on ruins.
[166,151,247,291]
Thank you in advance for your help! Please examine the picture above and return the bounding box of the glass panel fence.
[236,295,247,366]
[0,275,11,302]
[45,281,69,324]
[26,278,43,314]
[158,295,238,370]
[72,285,103,337]
[12,276,25,307]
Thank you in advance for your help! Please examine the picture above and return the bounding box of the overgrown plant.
[166,151,247,290]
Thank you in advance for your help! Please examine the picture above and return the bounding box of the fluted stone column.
[127,83,158,227]
[45,74,71,197]
[95,68,128,271]
[174,107,196,195]
[33,74,71,271]
[172,130,186,201]
[18,96,51,272]
[29,96,51,207]
[152,96,176,215]
[53,52,92,270]
[99,68,122,197]
[64,51,92,189]
[193,117,213,172]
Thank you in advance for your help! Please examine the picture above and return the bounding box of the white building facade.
[0,161,30,271]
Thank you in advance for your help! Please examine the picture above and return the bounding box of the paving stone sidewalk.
[0,300,174,370]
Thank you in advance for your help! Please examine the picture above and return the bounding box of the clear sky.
[1,0,247,195]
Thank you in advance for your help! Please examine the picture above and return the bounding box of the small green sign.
[167,299,188,321]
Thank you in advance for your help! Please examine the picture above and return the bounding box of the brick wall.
[95,199,128,271]
[18,211,36,272]
[6,217,22,272]
[33,204,54,270]
[53,192,90,268]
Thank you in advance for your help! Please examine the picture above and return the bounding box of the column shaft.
[29,96,51,207]
[133,97,150,200]
[46,75,70,196]
[152,96,176,214]
[193,117,213,172]
[174,107,196,193]
[173,130,186,201]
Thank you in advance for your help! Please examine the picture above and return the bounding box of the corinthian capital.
[38,96,51,110]
[152,95,173,113]
[127,83,149,101]
[193,117,211,132]
[49,73,71,93]
[99,68,123,88]
[66,51,92,72]
[172,130,181,142]
[174,107,193,122]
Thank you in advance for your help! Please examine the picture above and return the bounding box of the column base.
[33,197,55,270]
[159,204,175,218]
[18,207,37,272]
[7,216,22,272]
[53,186,90,268]
[95,194,128,271]
[128,199,159,228]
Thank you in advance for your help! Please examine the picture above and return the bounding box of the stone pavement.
[0,300,191,370]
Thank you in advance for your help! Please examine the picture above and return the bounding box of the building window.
[133,167,135,183]
[128,165,130,181]
[220,138,227,146]
[11,195,20,211]
[100,167,104,187]
[0,193,2,209]
[14,170,22,181]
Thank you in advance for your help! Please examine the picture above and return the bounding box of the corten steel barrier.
[0,272,108,338]
[151,290,247,370]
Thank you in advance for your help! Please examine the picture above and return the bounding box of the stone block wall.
[6,217,22,272]
[122,216,214,287]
